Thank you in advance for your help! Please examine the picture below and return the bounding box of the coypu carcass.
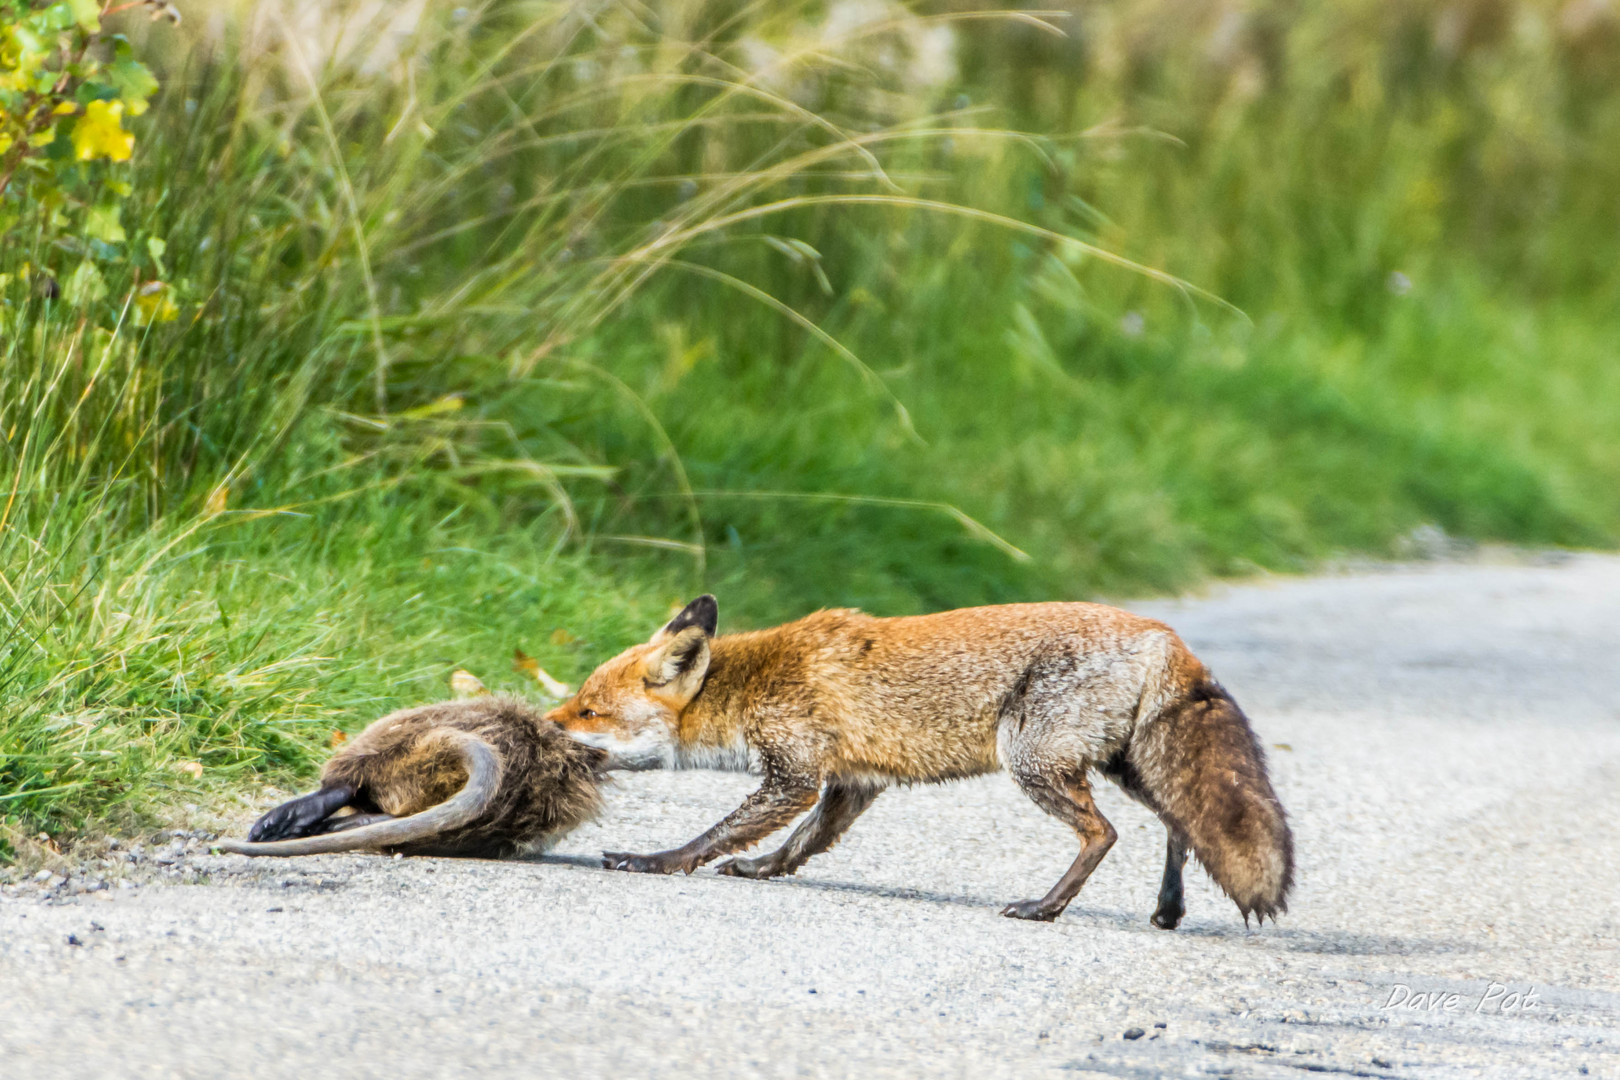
[218,696,607,858]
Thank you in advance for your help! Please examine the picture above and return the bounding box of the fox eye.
[578,708,597,719]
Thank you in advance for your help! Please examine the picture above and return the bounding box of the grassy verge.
[2,0,1617,861]
[0,501,672,862]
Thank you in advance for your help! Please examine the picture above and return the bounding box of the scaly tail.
[216,731,501,857]
[1137,674,1294,923]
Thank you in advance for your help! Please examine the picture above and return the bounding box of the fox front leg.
[715,780,882,879]
[603,774,820,875]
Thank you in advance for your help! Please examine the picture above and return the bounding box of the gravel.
[3,553,1618,1079]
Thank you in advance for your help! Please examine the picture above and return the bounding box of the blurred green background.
[3,0,1617,854]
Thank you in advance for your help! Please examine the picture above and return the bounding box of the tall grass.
[2,0,1618,857]
[0,0,1075,855]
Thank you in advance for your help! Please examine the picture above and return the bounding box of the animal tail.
[215,730,500,857]
[1139,672,1294,923]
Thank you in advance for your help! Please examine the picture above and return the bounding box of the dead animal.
[217,696,608,858]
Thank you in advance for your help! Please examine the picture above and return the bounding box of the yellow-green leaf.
[135,280,179,325]
[63,261,108,306]
[450,670,490,699]
[108,53,159,117]
[72,100,133,162]
[66,0,101,32]
[85,203,126,244]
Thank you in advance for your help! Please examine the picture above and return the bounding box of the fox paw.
[1150,905,1184,930]
[714,856,778,879]
[602,850,697,875]
[999,899,1061,922]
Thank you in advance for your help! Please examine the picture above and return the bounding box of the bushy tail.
[1142,676,1294,923]
[216,731,500,858]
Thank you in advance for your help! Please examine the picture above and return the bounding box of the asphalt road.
[4,554,1618,1078]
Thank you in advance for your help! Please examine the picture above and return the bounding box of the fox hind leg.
[1151,832,1190,930]
[1099,758,1193,930]
[715,781,883,880]
[1002,769,1118,922]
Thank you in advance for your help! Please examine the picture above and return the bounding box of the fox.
[218,696,608,859]
[549,594,1293,926]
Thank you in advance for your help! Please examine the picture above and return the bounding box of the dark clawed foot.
[601,850,698,875]
[248,797,332,842]
[248,785,355,842]
[714,856,777,879]
[1000,899,1062,922]
[1151,906,1184,930]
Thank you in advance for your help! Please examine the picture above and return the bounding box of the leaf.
[134,280,178,324]
[66,0,101,32]
[450,669,489,698]
[107,50,159,117]
[329,730,349,747]
[398,394,464,420]
[84,203,126,244]
[203,482,227,515]
[513,649,571,698]
[548,628,575,646]
[72,100,133,163]
[62,261,107,306]
[175,761,203,779]
[146,235,166,274]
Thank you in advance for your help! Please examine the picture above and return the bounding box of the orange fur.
[550,596,1293,925]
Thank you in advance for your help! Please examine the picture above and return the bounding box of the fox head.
[546,595,717,770]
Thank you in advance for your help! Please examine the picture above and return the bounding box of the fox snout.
[554,718,676,772]
[547,698,679,772]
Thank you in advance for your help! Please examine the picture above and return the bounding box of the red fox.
[549,595,1293,926]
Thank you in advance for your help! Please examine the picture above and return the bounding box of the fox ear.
[643,626,711,703]
[649,594,717,644]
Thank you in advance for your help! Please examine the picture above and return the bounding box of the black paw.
[248,787,351,842]
[999,899,1061,922]
[602,850,697,875]
[1150,906,1184,930]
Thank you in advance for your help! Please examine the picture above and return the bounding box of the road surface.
[3,554,1618,1078]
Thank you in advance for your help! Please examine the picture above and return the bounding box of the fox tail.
[1134,671,1294,923]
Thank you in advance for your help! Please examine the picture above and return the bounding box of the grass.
[2,0,1618,861]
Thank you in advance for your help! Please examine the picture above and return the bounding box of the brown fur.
[228,697,607,858]
[1102,673,1294,923]
[552,596,1293,926]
